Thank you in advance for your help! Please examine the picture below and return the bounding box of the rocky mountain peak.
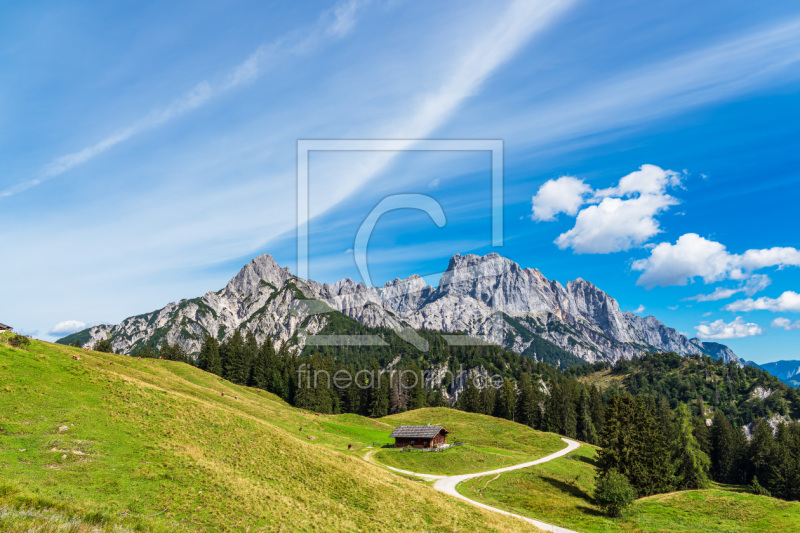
[225,253,292,298]
[62,251,741,367]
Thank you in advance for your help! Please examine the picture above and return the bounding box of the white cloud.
[668,305,679,310]
[533,164,681,253]
[695,317,763,339]
[724,291,800,313]
[633,233,800,288]
[593,164,682,198]
[686,274,772,301]
[555,191,678,253]
[633,304,646,314]
[531,176,591,221]
[48,320,87,336]
[772,317,800,330]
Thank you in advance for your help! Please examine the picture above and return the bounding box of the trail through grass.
[457,444,800,532]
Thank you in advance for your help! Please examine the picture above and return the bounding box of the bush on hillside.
[749,477,771,497]
[92,339,113,353]
[595,469,636,517]
[7,334,31,348]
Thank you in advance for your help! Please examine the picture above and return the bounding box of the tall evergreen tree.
[749,418,775,485]
[252,338,275,389]
[495,378,516,421]
[459,377,481,413]
[516,373,537,427]
[672,403,711,490]
[710,411,736,483]
[222,331,247,385]
[198,335,222,376]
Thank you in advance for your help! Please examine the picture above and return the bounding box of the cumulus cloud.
[633,233,800,288]
[48,320,87,335]
[633,304,646,313]
[593,164,682,198]
[724,291,800,313]
[772,317,800,330]
[695,317,763,339]
[532,164,681,253]
[555,192,678,253]
[531,176,591,221]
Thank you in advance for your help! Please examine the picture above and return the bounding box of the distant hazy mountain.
[747,360,800,387]
[58,252,740,365]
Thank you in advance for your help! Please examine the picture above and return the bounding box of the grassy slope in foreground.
[457,445,800,532]
[0,336,541,533]
[375,408,563,475]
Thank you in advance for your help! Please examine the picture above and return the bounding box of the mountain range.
[746,360,800,387]
[58,252,741,367]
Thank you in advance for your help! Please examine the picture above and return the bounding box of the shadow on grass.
[541,476,592,502]
[576,505,606,517]
[573,454,598,467]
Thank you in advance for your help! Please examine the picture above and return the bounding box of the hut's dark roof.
[0,323,11,330]
[389,425,448,439]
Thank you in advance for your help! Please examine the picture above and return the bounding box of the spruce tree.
[516,373,537,427]
[495,379,516,421]
[223,331,247,384]
[479,385,497,417]
[459,377,481,413]
[749,418,775,485]
[672,403,711,490]
[710,411,736,483]
[252,338,274,389]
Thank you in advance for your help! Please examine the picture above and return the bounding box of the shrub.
[595,469,636,517]
[92,339,113,353]
[749,476,771,497]
[7,334,31,348]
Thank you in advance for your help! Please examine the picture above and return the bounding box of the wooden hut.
[389,424,449,449]
[0,323,12,333]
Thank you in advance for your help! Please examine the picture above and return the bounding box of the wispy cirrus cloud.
[0,0,371,199]
[685,274,771,302]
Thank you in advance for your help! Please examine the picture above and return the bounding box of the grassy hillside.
[457,445,800,532]
[375,408,564,475]
[0,335,544,532]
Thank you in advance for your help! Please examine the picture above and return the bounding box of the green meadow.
[0,335,541,532]
[457,444,800,532]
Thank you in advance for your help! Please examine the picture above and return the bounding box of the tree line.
[120,329,800,509]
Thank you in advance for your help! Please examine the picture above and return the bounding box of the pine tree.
[459,377,481,413]
[516,373,537,427]
[252,338,275,389]
[672,403,711,490]
[630,396,673,495]
[710,411,736,483]
[222,331,247,384]
[495,378,516,421]
[244,331,259,385]
[577,388,597,444]
[749,418,775,485]
[590,385,605,435]
[479,384,497,417]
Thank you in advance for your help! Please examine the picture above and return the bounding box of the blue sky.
[1,0,799,364]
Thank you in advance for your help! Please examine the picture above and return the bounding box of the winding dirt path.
[364,438,581,532]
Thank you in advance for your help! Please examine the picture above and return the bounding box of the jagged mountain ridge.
[59,252,740,365]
